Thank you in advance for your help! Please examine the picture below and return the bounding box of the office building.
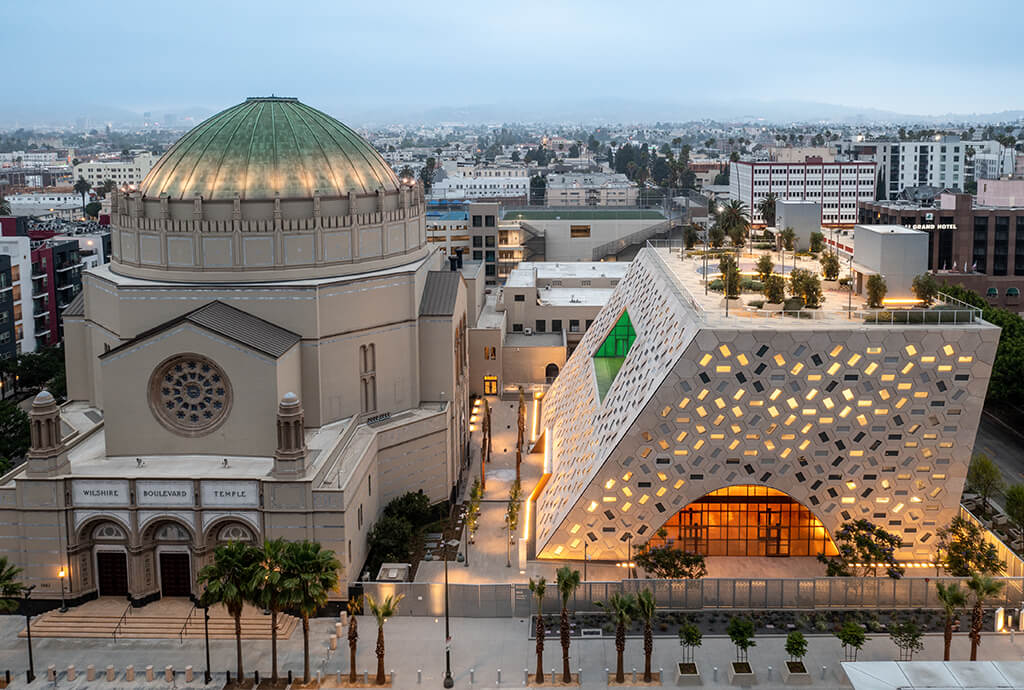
[545,173,638,207]
[73,153,157,188]
[730,160,876,225]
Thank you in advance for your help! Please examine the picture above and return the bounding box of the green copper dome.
[140,97,400,201]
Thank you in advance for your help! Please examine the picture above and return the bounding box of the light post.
[442,537,460,688]
[23,584,36,683]
[201,587,212,685]
[462,509,470,568]
[58,566,68,613]
[583,542,588,581]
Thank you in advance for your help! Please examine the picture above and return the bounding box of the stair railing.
[112,601,133,641]
[178,603,199,644]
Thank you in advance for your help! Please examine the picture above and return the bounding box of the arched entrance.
[545,363,559,383]
[647,485,838,558]
[149,522,193,597]
[90,522,129,597]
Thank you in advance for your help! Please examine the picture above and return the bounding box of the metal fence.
[360,576,1024,618]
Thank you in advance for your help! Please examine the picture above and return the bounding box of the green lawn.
[502,209,665,221]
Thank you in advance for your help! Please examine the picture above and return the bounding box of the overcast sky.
[9,0,1023,120]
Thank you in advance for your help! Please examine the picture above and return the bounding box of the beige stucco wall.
[502,343,566,388]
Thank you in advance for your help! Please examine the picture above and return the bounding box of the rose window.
[149,355,232,435]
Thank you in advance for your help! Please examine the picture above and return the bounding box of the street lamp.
[462,509,470,568]
[201,588,212,684]
[442,537,460,688]
[22,584,36,683]
[57,566,68,613]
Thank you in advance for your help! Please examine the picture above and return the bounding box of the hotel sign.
[137,481,194,507]
[72,480,131,506]
[911,224,957,230]
[201,481,259,508]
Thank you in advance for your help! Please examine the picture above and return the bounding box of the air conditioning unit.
[523,327,533,336]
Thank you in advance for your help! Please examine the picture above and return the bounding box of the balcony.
[55,261,83,273]
[57,283,77,291]
[33,305,49,318]
[32,291,47,300]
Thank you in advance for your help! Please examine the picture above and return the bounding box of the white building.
[730,160,876,225]
[545,173,638,207]
[73,153,157,188]
[429,175,529,201]
[0,235,36,353]
[4,192,89,220]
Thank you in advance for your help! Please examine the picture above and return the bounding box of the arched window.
[92,522,127,540]
[217,524,254,543]
[155,523,190,542]
[545,363,559,383]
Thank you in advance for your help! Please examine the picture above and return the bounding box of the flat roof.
[501,209,665,221]
[843,661,1024,690]
[855,224,926,236]
[504,332,563,347]
[505,261,630,287]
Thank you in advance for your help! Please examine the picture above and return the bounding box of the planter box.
[822,280,839,290]
[782,661,811,686]
[728,662,756,687]
[762,302,783,312]
[607,671,662,687]
[676,662,701,686]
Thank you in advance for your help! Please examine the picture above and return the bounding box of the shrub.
[809,231,824,253]
[912,273,939,306]
[718,254,740,299]
[866,274,887,308]
[755,254,774,283]
[747,299,764,309]
[783,296,804,312]
[635,547,707,579]
[383,491,432,526]
[763,274,786,304]
[819,251,840,281]
[365,515,414,576]
[836,620,867,661]
[789,268,823,308]
[709,279,724,291]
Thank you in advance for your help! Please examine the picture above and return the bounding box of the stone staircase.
[21,600,298,641]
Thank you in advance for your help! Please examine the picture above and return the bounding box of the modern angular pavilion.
[533,246,998,564]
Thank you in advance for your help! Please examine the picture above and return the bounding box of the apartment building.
[545,173,638,207]
[0,256,16,360]
[837,136,1015,199]
[429,174,529,202]
[73,153,157,188]
[730,160,876,225]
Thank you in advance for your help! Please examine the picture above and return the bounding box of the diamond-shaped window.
[593,310,636,400]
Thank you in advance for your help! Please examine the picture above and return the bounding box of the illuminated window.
[593,310,637,400]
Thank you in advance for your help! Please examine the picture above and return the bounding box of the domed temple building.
[0,98,472,603]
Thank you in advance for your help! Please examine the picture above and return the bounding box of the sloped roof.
[101,301,300,360]
[62,292,85,317]
[419,271,462,317]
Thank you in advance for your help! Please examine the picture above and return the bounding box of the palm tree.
[198,541,259,682]
[283,540,341,683]
[636,589,656,681]
[0,193,10,217]
[967,573,1004,660]
[366,593,404,685]
[347,598,360,684]
[597,593,637,683]
[0,556,24,612]
[529,577,546,683]
[72,177,91,214]
[718,200,750,247]
[556,566,581,683]
[936,582,967,661]
[250,539,289,684]
[757,192,778,227]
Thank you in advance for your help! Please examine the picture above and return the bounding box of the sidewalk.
[3,613,1024,689]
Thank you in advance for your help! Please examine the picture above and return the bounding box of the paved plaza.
[3,611,1024,689]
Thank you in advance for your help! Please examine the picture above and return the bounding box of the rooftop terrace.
[647,243,987,330]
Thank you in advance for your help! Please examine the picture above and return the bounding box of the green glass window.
[593,311,636,400]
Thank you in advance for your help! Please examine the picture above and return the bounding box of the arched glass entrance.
[647,485,838,557]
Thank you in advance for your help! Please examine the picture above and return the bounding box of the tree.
[556,566,581,683]
[755,254,774,283]
[0,402,30,465]
[836,620,867,662]
[636,589,656,682]
[73,177,92,214]
[529,174,546,205]
[250,539,289,684]
[718,253,740,299]
[763,274,786,304]
[511,150,521,162]
[866,274,887,309]
[912,273,939,306]
[398,165,415,181]
[785,631,807,665]
[890,621,924,661]
[0,556,24,613]
[284,540,340,683]
[756,192,778,227]
[935,515,1005,576]
[708,224,726,248]
[516,387,525,483]
[383,491,431,526]
[967,573,1004,661]
[1005,484,1024,549]
[966,453,1003,516]
[466,477,482,549]
[0,194,9,216]
[780,226,796,251]
[365,515,413,577]
[347,598,360,683]
[504,480,522,567]
[683,224,700,250]
[789,268,823,308]
[529,578,546,683]
[717,200,750,247]
[198,541,259,682]
[568,143,580,158]
[679,619,702,665]
[936,582,967,661]
[726,616,756,664]
[820,251,840,280]
[419,157,435,193]
[366,593,403,684]
[85,201,101,218]
[635,546,706,579]
[596,592,637,683]
[818,519,904,579]
[809,231,824,253]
